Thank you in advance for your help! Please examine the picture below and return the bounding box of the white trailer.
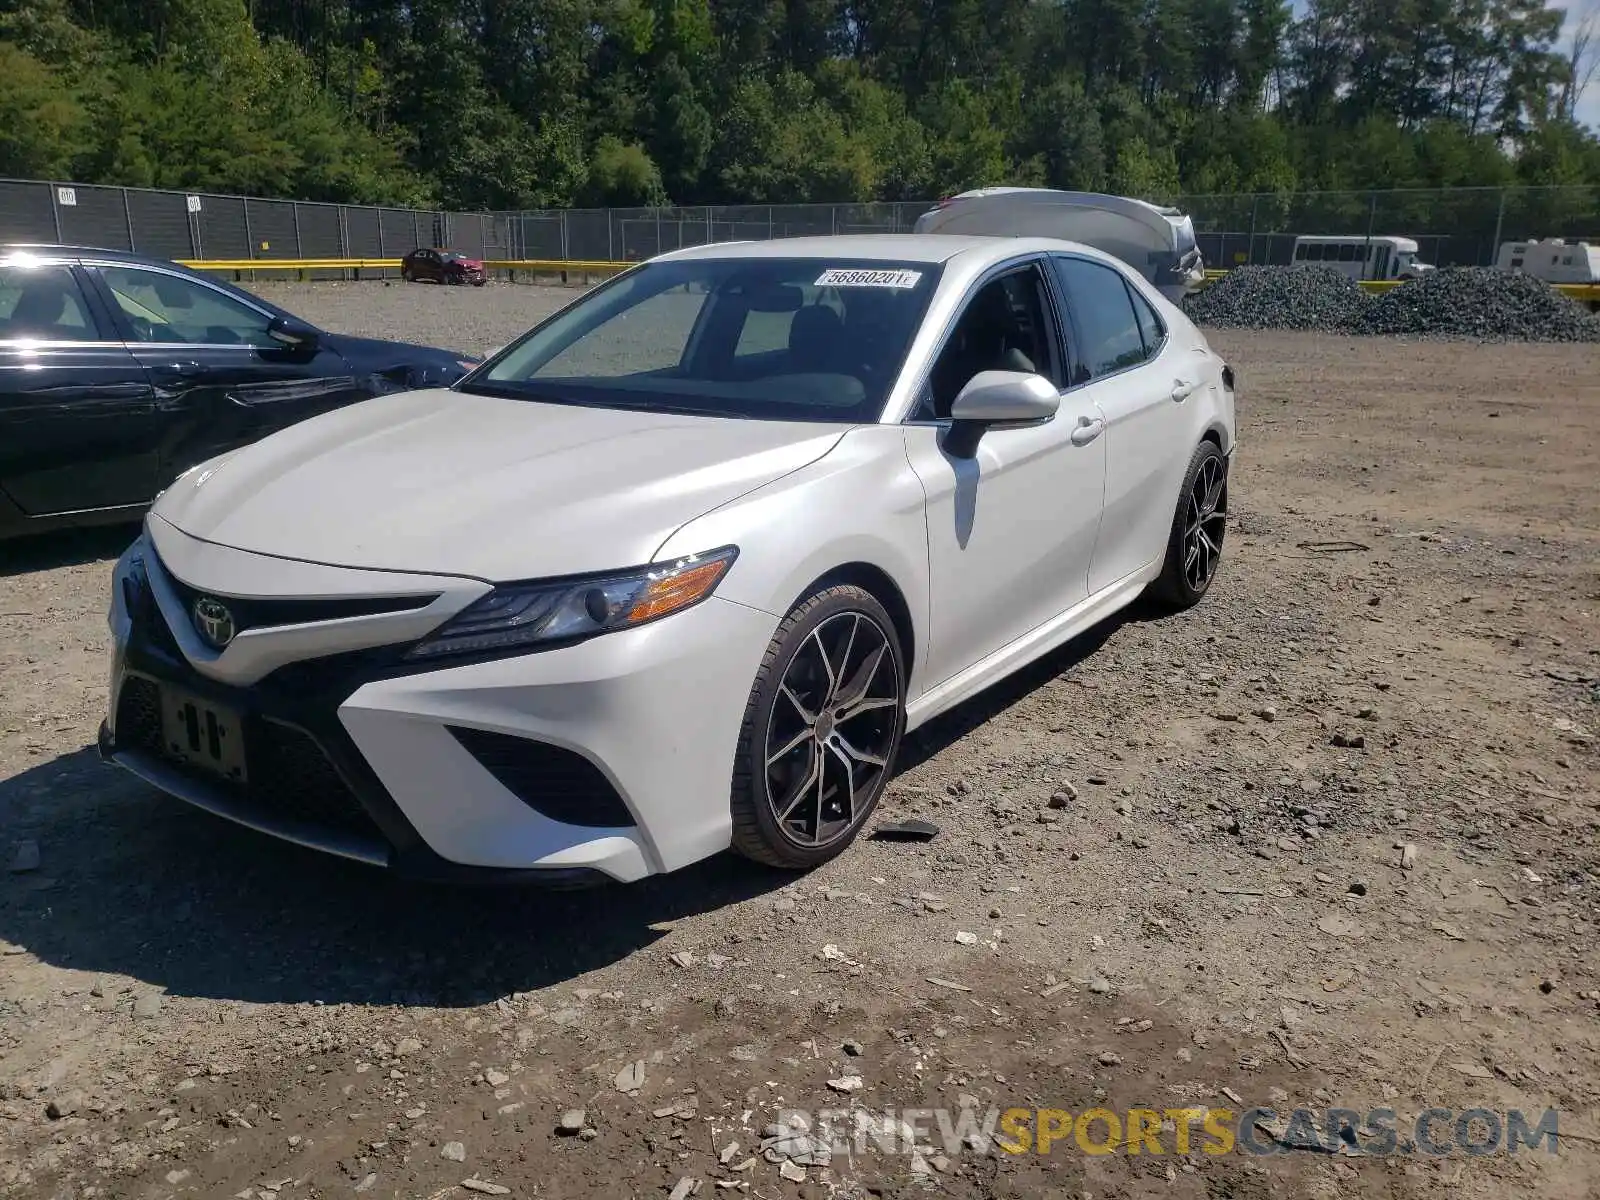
[1496,239,1600,284]
[1290,235,1432,281]
[911,188,1206,303]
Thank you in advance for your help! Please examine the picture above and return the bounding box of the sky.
[1287,0,1599,130]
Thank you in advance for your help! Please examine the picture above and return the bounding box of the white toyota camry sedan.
[101,234,1235,884]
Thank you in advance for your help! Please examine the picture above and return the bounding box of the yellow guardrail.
[1200,267,1600,301]
[176,257,1600,302]
[178,257,634,281]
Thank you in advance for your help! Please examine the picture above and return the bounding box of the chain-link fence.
[4,178,1597,273]
[0,178,514,275]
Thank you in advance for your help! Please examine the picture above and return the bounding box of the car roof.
[2,244,156,262]
[652,233,1104,267]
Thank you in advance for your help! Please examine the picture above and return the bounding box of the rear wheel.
[730,585,906,870]
[1150,440,1228,610]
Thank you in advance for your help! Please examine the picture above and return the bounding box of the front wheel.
[730,585,906,870]
[1149,440,1229,610]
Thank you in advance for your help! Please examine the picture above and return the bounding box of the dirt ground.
[0,284,1596,1200]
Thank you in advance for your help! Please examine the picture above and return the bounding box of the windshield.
[465,257,942,422]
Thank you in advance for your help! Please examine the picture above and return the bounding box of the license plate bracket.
[160,686,247,782]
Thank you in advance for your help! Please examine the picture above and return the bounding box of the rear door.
[0,258,164,517]
[84,261,375,479]
[1049,254,1193,594]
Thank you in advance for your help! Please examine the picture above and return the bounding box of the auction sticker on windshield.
[815,268,923,288]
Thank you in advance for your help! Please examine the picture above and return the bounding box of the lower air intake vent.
[447,727,635,829]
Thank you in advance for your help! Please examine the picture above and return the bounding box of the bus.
[1291,236,1432,281]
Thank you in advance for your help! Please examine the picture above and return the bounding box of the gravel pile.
[1357,268,1600,341]
[1183,265,1371,332]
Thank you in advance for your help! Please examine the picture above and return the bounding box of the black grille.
[160,568,437,635]
[127,560,184,659]
[248,720,379,838]
[114,674,382,842]
[117,676,165,753]
[448,726,635,828]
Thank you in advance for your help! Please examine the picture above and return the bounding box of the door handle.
[156,361,203,378]
[1069,415,1106,446]
[1170,378,1194,402]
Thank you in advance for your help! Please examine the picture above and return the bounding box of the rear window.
[467,257,942,423]
[0,263,98,341]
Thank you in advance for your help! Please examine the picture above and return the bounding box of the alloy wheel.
[1183,454,1228,591]
[763,611,900,848]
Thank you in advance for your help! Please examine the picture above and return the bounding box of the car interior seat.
[788,304,846,373]
[928,282,1038,418]
[7,280,79,338]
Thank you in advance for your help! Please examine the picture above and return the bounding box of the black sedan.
[0,246,476,543]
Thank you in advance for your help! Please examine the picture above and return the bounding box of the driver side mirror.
[942,370,1060,458]
[267,314,320,352]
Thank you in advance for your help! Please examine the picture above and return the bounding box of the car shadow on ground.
[0,746,794,1010]
[895,600,1160,773]
[0,522,139,577]
[0,596,1174,1012]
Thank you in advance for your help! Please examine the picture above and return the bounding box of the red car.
[401,248,486,286]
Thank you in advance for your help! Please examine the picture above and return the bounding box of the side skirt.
[904,560,1159,732]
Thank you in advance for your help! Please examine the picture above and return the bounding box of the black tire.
[1150,440,1229,610]
[401,268,413,283]
[730,584,906,870]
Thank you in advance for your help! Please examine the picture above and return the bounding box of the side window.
[98,266,275,347]
[0,264,99,342]
[924,263,1059,419]
[1051,257,1146,381]
[1127,283,1166,359]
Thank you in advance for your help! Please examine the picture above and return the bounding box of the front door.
[0,259,164,516]
[902,258,1109,696]
[86,263,373,480]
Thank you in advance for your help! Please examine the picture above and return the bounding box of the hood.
[152,388,848,580]
[326,331,478,368]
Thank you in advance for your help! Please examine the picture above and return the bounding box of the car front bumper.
[101,533,778,883]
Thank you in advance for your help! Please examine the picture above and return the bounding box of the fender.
[653,425,934,696]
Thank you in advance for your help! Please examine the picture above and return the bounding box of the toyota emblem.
[192,597,236,649]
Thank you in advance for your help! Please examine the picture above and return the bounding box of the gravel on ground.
[0,284,1596,1200]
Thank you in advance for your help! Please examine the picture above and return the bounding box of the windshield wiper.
[456,380,723,418]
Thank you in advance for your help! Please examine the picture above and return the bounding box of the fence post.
[123,188,136,253]
[1363,191,1377,280]
[768,206,774,240]
[607,210,615,261]
[292,202,304,258]
[48,183,63,242]
[243,200,255,262]
[1247,195,1258,265]
[1490,188,1507,267]
[561,210,569,261]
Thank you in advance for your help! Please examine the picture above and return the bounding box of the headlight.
[407,546,738,660]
